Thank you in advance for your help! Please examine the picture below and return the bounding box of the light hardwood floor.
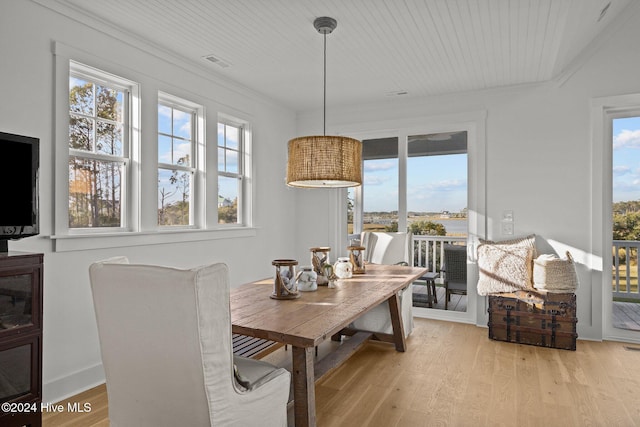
[43,318,640,426]
[613,301,640,331]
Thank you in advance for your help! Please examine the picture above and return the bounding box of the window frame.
[354,136,400,236]
[349,132,470,236]
[157,93,200,228]
[331,112,486,325]
[65,60,138,235]
[591,93,640,342]
[217,116,249,227]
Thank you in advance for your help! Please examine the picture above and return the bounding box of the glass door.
[407,132,468,312]
[611,116,640,332]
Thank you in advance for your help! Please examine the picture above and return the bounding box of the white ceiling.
[41,0,634,111]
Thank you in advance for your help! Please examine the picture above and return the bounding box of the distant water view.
[427,218,467,236]
[359,211,468,236]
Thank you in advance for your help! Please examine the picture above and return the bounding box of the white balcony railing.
[412,235,466,273]
[612,240,640,301]
[348,233,466,274]
[351,235,640,301]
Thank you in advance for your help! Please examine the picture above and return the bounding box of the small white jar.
[296,266,318,292]
[333,257,353,279]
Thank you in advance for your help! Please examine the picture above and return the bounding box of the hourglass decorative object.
[271,259,300,300]
[348,245,366,274]
[310,246,331,285]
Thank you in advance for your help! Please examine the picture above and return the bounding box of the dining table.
[230,263,428,427]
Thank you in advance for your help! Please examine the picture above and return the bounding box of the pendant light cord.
[323,31,327,136]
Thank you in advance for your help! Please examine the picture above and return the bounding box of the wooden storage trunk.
[487,290,577,351]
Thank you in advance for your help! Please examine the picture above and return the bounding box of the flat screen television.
[0,132,39,252]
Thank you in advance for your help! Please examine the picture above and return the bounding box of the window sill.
[50,227,257,252]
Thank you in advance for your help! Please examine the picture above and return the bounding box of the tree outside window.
[68,72,126,228]
[157,101,195,226]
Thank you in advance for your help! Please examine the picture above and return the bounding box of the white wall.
[295,5,640,342]
[1,1,297,402]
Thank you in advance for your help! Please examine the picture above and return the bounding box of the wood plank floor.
[612,301,640,331]
[42,318,640,426]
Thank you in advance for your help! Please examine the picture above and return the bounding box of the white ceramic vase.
[333,257,353,279]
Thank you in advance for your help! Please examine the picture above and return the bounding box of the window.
[364,137,399,231]
[349,137,399,235]
[406,132,468,237]
[68,62,133,230]
[340,114,484,320]
[54,45,257,251]
[350,133,468,237]
[349,131,469,313]
[217,121,244,225]
[157,97,197,227]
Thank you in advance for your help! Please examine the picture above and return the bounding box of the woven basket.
[533,251,579,292]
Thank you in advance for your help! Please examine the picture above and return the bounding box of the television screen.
[0,132,39,248]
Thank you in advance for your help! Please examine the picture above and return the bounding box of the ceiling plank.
[40,0,633,110]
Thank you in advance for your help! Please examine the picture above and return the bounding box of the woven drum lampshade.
[286,17,362,188]
[286,135,362,188]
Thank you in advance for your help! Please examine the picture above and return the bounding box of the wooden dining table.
[230,263,428,427]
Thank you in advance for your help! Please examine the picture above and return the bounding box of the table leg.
[388,292,406,352]
[291,346,316,427]
[426,280,434,308]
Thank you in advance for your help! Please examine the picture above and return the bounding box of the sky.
[613,116,640,203]
[363,153,467,213]
[156,107,240,206]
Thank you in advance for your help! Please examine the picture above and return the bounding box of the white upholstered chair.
[360,231,412,266]
[88,257,290,427]
[349,231,414,337]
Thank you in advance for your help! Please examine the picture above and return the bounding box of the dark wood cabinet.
[0,252,43,427]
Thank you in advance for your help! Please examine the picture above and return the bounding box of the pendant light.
[286,17,362,188]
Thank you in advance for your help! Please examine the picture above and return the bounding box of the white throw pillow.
[476,235,536,295]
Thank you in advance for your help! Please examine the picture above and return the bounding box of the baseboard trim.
[43,363,105,404]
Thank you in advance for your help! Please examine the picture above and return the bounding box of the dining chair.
[349,231,414,337]
[442,244,468,310]
[88,257,291,427]
[360,231,412,265]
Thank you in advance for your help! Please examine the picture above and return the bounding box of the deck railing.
[613,240,640,301]
[348,233,466,274]
[412,238,639,302]
[412,235,466,273]
[351,235,640,301]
